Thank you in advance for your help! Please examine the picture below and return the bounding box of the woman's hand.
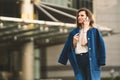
[84,17,90,27]
[73,33,79,48]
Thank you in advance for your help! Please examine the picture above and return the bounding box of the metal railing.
[0,16,76,28]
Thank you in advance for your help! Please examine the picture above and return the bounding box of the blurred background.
[0,0,120,80]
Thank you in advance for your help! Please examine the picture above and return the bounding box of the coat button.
[89,48,91,50]
[89,57,92,61]
[88,38,90,40]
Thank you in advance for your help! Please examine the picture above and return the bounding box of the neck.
[81,24,91,30]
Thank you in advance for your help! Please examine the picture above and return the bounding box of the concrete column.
[22,41,34,80]
[21,0,34,20]
[34,0,40,3]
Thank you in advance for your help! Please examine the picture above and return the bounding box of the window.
[79,0,93,12]
[34,49,40,80]
[72,0,93,12]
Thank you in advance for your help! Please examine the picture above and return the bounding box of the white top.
[75,29,88,54]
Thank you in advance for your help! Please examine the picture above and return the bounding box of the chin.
[78,22,83,24]
[78,21,83,23]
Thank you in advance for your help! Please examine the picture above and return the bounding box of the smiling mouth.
[78,20,83,23]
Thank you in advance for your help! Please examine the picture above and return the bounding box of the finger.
[74,36,79,40]
[75,33,79,36]
[84,19,90,25]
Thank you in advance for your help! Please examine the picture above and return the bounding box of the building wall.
[46,44,74,79]
[94,0,120,32]
[94,0,120,66]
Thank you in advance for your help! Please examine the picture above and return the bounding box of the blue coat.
[58,27,106,80]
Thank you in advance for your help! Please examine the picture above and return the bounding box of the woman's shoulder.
[89,27,99,32]
[71,27,80,32]
[69,28,79,35]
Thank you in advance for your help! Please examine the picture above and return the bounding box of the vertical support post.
[22,41,34,80]
[34,0,40,3]
[12,51,20,80]
[21,0,34,20]
[40,47,47,78]
[21,0,34,28]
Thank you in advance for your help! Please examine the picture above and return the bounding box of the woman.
[58,8,106,80]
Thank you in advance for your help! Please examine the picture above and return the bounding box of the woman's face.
[78,11,87,24]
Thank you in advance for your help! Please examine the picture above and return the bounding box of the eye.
[81,15,84,17]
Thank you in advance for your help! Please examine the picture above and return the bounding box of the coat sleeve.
[58,32,73,65]
[96,29,106,66]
